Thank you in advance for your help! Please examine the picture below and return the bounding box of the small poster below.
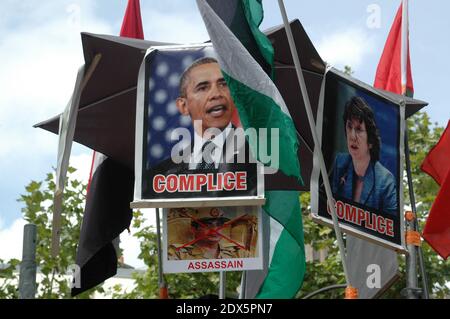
[163,206,263,273]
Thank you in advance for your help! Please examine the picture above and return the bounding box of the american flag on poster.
[146,49,209,169]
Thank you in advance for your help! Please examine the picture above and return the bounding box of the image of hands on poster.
[163,206,262,273]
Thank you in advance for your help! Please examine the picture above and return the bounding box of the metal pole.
[155,208,168,298]
[51,53,102,258]
[405,133,430,299]
[240,271,247,299]
[19,224,37,299]
[277,0,351,287]
[219,271,226,299]
[401,0,409,95]
[399,0,426,299]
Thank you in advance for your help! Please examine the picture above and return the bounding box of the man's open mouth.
[350,144,359,150]
[206,104,227,117]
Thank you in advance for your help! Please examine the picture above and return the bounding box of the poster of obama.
[311,71,406,251]
[133,44,265,272]
[133,44,265,208]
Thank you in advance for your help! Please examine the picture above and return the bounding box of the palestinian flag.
[197,0,305,298]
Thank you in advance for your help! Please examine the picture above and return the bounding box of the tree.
[0,258,20,299]
[384,112,449,298]
[0,167,103,298]
[297,111,449,299]
[111,210,242,299]
[296,193,346,299]
[1,114,447,299]
[2,166,242,299]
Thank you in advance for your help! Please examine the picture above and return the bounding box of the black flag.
[71,158,133,296]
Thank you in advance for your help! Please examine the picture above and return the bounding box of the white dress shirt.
[189,123,232,169]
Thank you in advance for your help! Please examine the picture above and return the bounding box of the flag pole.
[400,0,408,96]
[219,271,226,299]
[240,271,247,299]
[277,0,353,296]
[401,0,429,299]
[155,208,169,299]
[51,54,102,258]
[405,133,430,299]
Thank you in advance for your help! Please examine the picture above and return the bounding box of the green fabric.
[262,191,304,247]
[223,72,302,181]
[241,0,274,78]
[198,0,305,299]
[256,191,306,299]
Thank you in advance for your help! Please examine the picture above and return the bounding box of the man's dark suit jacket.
[142,127,258,199]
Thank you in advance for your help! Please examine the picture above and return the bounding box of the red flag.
[374,3,414,96]
[421,121,450,259]
[421,121,450,185]
[120,0,145,39]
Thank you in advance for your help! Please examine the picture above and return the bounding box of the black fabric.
[71,243,117,296]
[71,158,134,297]
[196,140,217,170]
[143,131,258,199]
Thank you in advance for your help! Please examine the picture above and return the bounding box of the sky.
[0,0,449,268]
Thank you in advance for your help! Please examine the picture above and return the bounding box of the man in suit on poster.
[147,57,258,198]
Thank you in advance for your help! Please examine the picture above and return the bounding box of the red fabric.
[374,3,414,95]
[421,121,450,186]
[421,121,450,259]
[422,172,450,260]
[231,108,242,128]
[88,0,144,189]
[119,0,144,39]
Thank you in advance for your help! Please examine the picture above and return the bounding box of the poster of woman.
[311,71,406,251]
[331,96,397,215]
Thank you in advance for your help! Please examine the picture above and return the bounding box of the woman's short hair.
[343,96,381,161]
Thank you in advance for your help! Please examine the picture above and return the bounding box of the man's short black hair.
[343,96,381,161]
[179,57,220,97]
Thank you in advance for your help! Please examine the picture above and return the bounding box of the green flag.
[197,0,305,298]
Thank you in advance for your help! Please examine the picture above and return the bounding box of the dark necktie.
[196,140,217,170]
